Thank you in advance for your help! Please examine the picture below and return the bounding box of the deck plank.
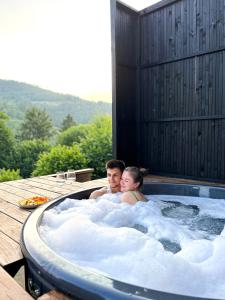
[0,183,37,201]
[0,189,22,205]
[0,267,32,300]
[1,182,60,199]
[0,199,30,223]
[23,178,84,193]
[144,174,225,187]
[38,290,72,300]
[73,178,107,190]
[0,212,22,243]
[0,232,23,267]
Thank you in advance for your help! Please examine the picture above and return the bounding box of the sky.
[0,0,160,102]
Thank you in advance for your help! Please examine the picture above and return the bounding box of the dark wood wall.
[111,1,139,165]
[112,0,225,180]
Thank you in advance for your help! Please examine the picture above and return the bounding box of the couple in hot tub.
[89,159,147,205]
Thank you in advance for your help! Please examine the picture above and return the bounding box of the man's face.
[107,168,123,189]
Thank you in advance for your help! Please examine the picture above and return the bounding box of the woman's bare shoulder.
[121,192,137,205]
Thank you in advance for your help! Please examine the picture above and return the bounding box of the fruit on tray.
[18,196,48,207]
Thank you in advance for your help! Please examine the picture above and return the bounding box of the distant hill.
[0,79,111,130]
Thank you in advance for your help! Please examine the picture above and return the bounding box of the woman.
[120,167,147,205]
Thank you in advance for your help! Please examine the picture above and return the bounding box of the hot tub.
[21,183,225,300]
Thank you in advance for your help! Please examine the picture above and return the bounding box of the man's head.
[106,159,125,192]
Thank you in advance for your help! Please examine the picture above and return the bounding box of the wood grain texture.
[38,290,71,300]
[0,267,32,299]
[115,0,225,180]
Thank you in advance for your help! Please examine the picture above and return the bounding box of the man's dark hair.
[106,159,125,172]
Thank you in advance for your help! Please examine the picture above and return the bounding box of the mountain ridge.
[0,79,112,130]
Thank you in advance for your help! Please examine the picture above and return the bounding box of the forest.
[0,94,112,182]
[0,79,111,130]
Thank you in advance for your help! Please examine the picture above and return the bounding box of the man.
[89,159,125,199]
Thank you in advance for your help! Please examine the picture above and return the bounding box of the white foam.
[40,194,225,298]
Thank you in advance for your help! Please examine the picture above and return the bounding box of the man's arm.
[89,187,107,199]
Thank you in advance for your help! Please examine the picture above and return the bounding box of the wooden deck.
[0,174,107,300]
[0,173,224,299]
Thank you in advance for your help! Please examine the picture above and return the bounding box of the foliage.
[17,107,55,141]
[79,115,112,178]
[60,114,76,132]
[56,124,92,146]
[0,112,15,168]
[32,144,87,176]
[0,111,8,121]
[0,79,111,130]
[0,168,21,182]
[12,139,51,178]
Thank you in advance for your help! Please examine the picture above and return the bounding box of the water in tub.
[39,192,225,299]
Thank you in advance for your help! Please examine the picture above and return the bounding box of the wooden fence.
[111,0,225,180]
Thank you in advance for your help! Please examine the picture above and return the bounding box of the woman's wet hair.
[106,159,125,172]
[124,166,144,187]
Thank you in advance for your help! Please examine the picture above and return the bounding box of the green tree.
[0,168,21,182]
[56,124,91,146]
[12,139,51,178]
[60,114,76,132]
[17,107,55,141]
[32,144,87,176]
[0,112,14,168]
[79,115,112,178]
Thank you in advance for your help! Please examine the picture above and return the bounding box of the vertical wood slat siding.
[141,0,225,65]
[137,0,225,180]
[114,0,225,180]
[139,54,225,179]
[114,3,139,165]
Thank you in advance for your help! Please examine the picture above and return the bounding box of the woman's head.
[120,167,143,192]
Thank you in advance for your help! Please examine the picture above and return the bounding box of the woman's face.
[120,171,139,192]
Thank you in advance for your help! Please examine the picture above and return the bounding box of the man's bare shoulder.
[89,187,107,199]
